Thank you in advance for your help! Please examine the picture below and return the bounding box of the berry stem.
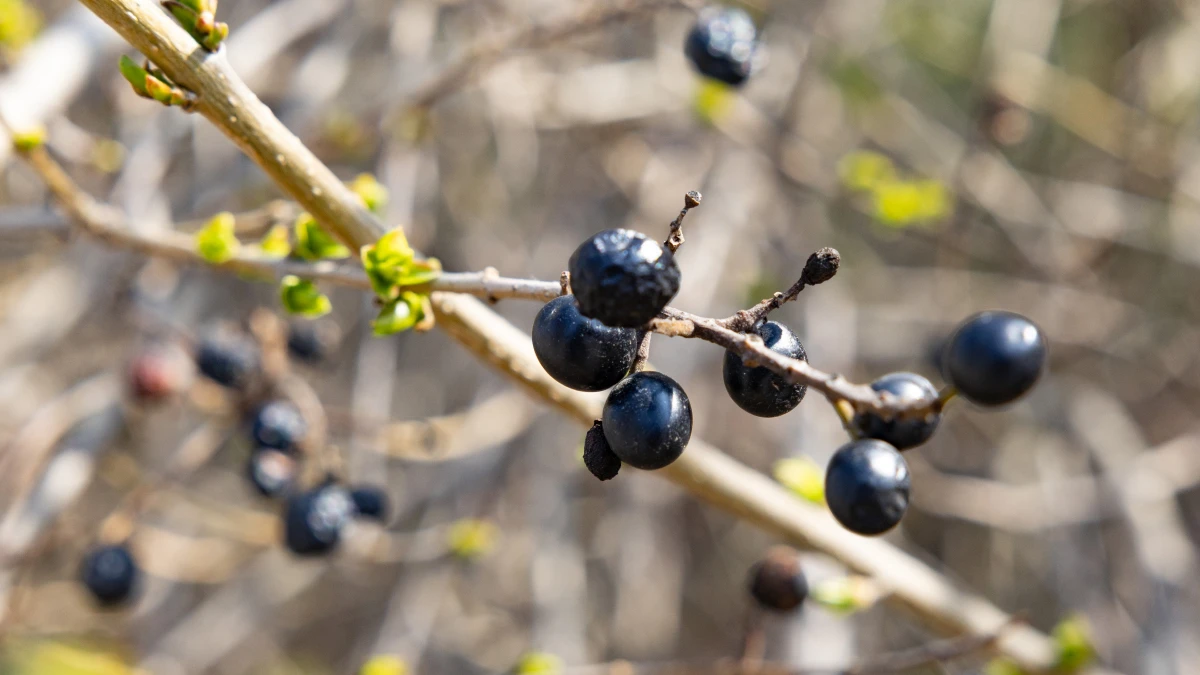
[834,399,860,438]
[936,385,958,412]
[631,330,653,372]
[664,190,701,254]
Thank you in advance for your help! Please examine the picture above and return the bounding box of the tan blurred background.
[3,0,1200,673]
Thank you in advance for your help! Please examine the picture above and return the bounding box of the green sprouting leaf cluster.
[118,56,196,109]
[162,0,228,51]
[195,212,240,263]
[280,276,331,318]
[360,228,441,336]
[838,150,951,228]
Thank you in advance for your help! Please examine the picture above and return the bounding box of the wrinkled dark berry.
[284,485,356,555]
[943,311,1046,406]
[247,448,297,498]
[81,544,139,607]
[748,546,808,612]
[801,247,841,285]
[602,371,692,470]
[723,321,807,417]
[251,400,307,450]
[568,229,681,328]
[824,439,910,536]
[583,420,621,481]
[195,328,260,389]
[684,7,760,86]
[532,295,638,391]
[853,372,941,450]
[350,485,390,522]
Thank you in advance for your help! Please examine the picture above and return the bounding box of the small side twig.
[665,190,701,254]
[723,248,841,332]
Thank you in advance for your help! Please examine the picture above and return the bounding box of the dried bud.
[583,420,621,481]
[684,190,702,209]
[801,247,840,285]
[748,546,807,612]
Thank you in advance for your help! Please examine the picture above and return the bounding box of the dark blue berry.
[568,229,681,328]
[943,311,1046,406]
[853,372,940,450]
[247,448,297,498]
[287,320,338,364]
[723,321,807,417]
[195,329,259,389]
[81,544,139,606]
[532,295,638,391]
[748,546,807,612]
[251,400,307,450]
[601,371,692,470]
[684,7,760,87]
[283,485,356,555]
[824,439,910,536]
[350,486,390,522]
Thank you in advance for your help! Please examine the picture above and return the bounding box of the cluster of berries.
[80,321,387,607]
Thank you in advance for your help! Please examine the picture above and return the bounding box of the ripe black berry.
[568,229,681,328]
[852,372,940,450]
[824,439,910,536]
[350,486,390,522]
[251,400,307,450]
[195,328,260,389]
[532,295,638,391]
[684,7,760,87]
[723,321,807,417]
[247,448,297,498]
[943,311,1046,406]
[601,371,692,470]
[80,544,139,607]
[748,546,807,612]
[583,420,621,481]
[284,485,356,555]
[287,320,338,364]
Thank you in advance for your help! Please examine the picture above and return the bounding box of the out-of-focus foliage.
[3,640,134,675]
[0,0,41,52]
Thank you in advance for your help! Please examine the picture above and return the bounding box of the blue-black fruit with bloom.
[350,485,390,522]
[943,311,1046,406]
[284,485,356,555]
[533,295,638,391]
[602,371,692,470]
[723,321,807,417]
[824,439,910,536]
[195,328,259,389]
[568,229,681,328]
[81,544,140,607]
[685,7,760,86]
[251,400,307,450]
[853,372,941,450]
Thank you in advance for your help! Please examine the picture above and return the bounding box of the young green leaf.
[350,173,389,214]
[809,576,880,614]
[772,457,824,504]
[513,652,562,675]
[361,228,416,298]
[279,276,331,318]
[293,213,350,260]
[195,211,240,263]
[10,125,45,152]
[371,292,425,336]
[257,223,291,259]
[396,258,442,287]
[118,55,149,97]
[446,518,497,560]
[1052,614,1094,672]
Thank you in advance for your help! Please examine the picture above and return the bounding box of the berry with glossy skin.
[601,371,692,470]
[247,448,297,498]
[824,439,910,536]
[532,295,638,391]
[284,485,357,555]
[195,329,260,389]
[251,400,307,450]
[568,229,681,328]
[684,7,760,87]
[723,321,807,417]
[943,311,1046,406]
[80,544,139,607]
[350,486,390,522]
[748,546,808,612]
[852,372,941,450]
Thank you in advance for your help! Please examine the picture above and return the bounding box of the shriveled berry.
[723,321,807,417]
[568,229,681,328]
[943,311,1046,406]
[583,420,621,481]
[247,448,297,498]
[684,7,760,87]
[284,485,356,555]
[350,485,390,522]
[195,328,260,389]
[602,371,692,470]
[251,400,307,450]
[532,295,638,391]
[80,544,139,607]
[852,372,940,450]
[824,439,910,536]
[748,546,807,612]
